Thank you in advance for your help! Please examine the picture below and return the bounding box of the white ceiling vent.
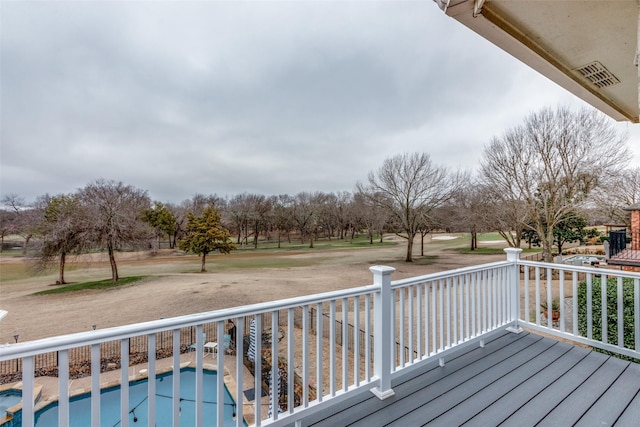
[573,61,620,88]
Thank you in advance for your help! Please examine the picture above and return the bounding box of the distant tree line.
[1,106,638,277]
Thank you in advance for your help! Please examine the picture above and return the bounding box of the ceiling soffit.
[443,0,639,123]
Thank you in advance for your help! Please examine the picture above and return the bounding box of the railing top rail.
[518,259,640,279]
[0,283,376,360]
[391,260,512,288]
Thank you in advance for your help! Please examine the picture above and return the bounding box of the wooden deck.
[608,248,640,268]
[287,330,640,426]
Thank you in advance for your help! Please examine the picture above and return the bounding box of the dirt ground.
[0,237,507,344]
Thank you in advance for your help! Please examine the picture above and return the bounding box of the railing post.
[370,265,396,400]
[504,248,523,334]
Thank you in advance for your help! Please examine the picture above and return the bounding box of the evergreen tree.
[179,207,235,272]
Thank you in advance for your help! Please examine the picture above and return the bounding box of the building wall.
[631,210,640,251]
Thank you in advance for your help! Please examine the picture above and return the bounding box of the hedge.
[577,277,638,362]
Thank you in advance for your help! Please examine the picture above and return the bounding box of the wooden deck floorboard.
[284,331,639,427]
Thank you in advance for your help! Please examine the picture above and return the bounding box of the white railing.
[1,249,639,427]
[388,254,518,371]
[0,285,380,427]
[518,256,640,360]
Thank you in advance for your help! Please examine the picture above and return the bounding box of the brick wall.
[632,210,640,251]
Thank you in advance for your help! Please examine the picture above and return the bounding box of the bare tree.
[250,194,272,248]
[270,194,294,247]
[488,195,529,248]
[481,106,629,262]
[353,191,382,243]
[37,193,89,284]
[79,179,152,281]
[332,191,354,240]
[1,193,43,254]
[618,167,640,207]
[170,202,191,249]
[0,208,17,252]
[189,193,225,215]
[291,192,319,247]
[226,193,253,246]
[226,193,271,248]
[315,192,337,240]
[358,153,461,262]
[590,166,640,226]
[448,182,495,250]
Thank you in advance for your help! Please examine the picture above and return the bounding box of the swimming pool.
[7,368,243,427]
[0,390,22,414]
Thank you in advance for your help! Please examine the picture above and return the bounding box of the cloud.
[1,1,638,204]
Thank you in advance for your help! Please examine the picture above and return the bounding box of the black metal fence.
[307,307,373,356]
[307,305,417,365]
[0,313,290,380]
[609,230,629,258]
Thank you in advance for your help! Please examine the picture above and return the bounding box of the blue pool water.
[9,368,243,427]
[0,390,22,413]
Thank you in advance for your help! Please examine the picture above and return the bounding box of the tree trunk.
[542,244,553,263]
[405,233,415,262]
[514,229,523,249]
[201,253,207,272]
[542,230,554,262]
[470,230,477,250]
[107,242,119,281]
[22,234,32,255]
[59,252,67,284]
[254,221,259,249]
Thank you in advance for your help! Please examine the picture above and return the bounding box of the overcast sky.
[2,1,639,204]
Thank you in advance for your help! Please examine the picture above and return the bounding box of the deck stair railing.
[1,249,639,426]
[607,229,640,264]
[609,229,628,258]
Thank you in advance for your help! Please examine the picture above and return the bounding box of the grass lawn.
[231,235,394,252]
[33,276,147,295]
[195,255,322,271]
[452,247,542,255]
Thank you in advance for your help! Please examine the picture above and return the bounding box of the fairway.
[0,234,516,344]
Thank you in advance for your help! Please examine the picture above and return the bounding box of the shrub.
[585,228,601,239]
[577,277,637,362]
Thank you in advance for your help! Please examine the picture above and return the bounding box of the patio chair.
[223,333,232,355]
[188,332,206,352]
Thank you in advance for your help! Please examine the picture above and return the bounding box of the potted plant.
[540,298,561,321]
